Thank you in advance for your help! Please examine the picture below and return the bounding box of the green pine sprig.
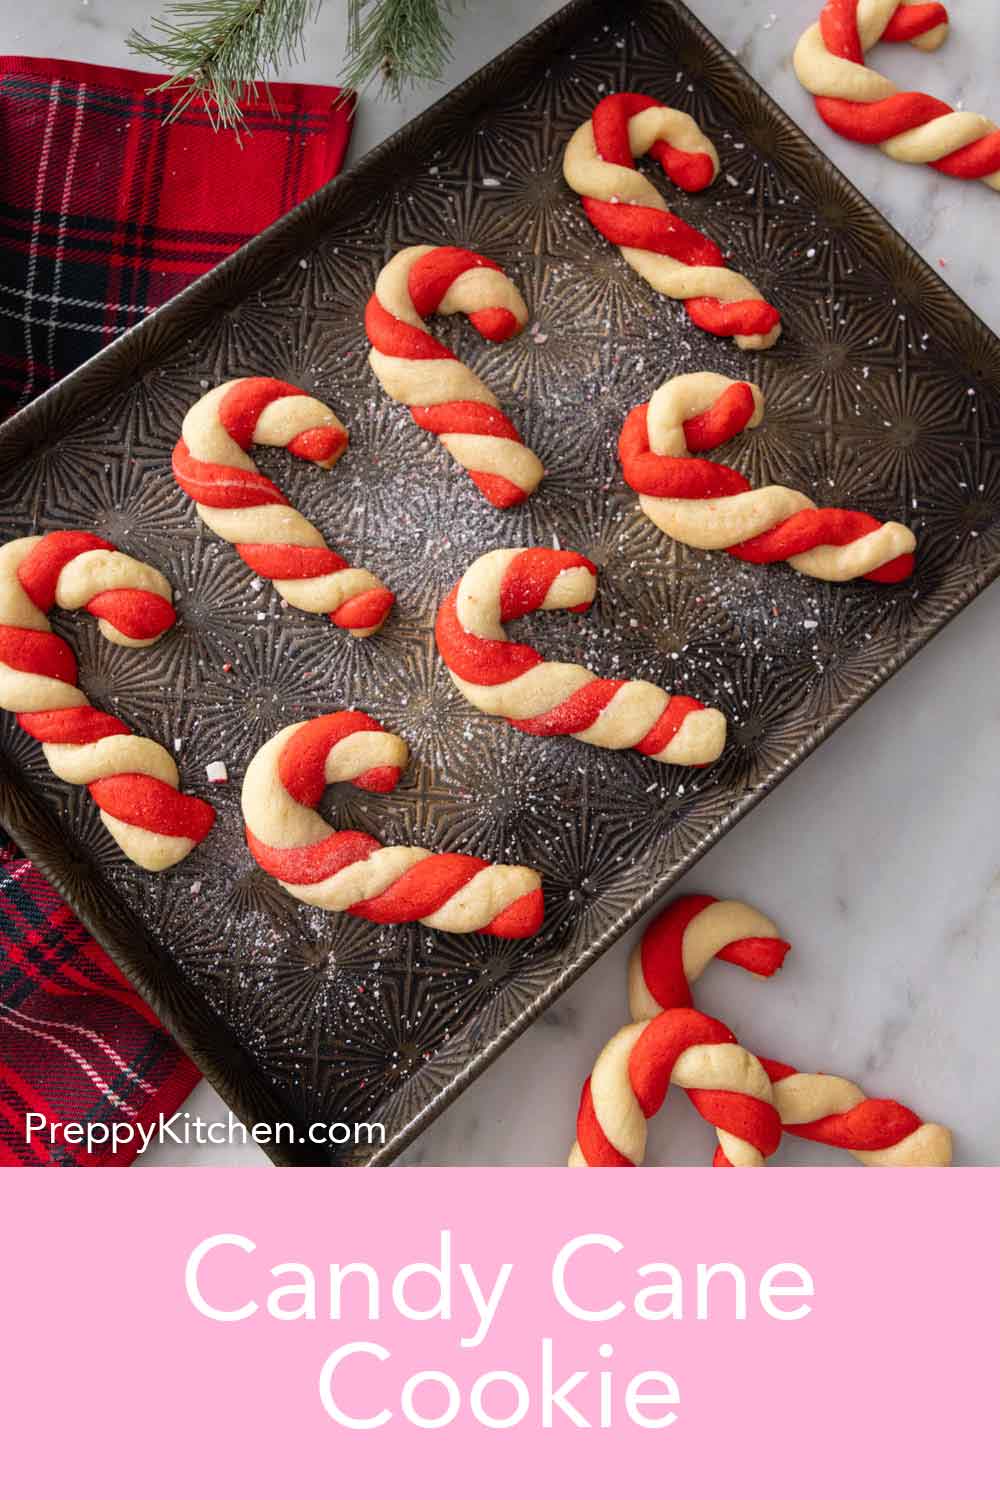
[128,0,455,131]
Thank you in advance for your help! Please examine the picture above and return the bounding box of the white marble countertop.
[8,0,998,1167]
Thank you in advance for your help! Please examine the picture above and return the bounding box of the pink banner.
[0,1169,991,1491]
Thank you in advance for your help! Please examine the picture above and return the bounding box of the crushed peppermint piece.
[482,177,501,187]
[189,880,203,896]
[206,761,228,783]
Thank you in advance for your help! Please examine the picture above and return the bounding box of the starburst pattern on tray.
[0,0,998,1163]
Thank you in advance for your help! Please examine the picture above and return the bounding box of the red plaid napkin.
[0,55,354,414]
[0,56,355,1163]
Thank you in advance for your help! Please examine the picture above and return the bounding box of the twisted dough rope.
[435,546,727,765]
[172,376,394,637]
[628,892,791,1021]
[365,245,544,509]
[794,1,1000,188]
[725,1057,953,1167]
[242,709,544,937]
[590,891,951,1167]
[570,1010,783,1169]
[562,92,782,350]
[620,372,917,583]
[0,532,215,870]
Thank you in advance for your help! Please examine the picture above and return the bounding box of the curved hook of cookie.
[172,376,395,637]
[620,371,917,583]
[628,892,791,1021]
[435,546,727,765]
[241,709,544,937]
[794,1,1000,187]
[571,1010,783,1168]
[365,245,544,509]
[0,532,215,870]
[562,91,782,349]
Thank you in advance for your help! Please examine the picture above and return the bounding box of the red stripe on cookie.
[246,827,381,885]
[349,853,488,924]
[277,711,388,807]
[16,531,114,610]
[86,588,175,640]
[435,586,543,686]
[171,439,289,509]
[17,706,130,743]
[0,625,77,685]
[480,886,544,938]
[90,773,215,842]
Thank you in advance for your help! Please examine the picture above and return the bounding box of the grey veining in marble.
[5,0,997,1167]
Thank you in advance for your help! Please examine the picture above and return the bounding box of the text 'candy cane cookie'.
[435,547,727,765]
[242,710,544,937]
[570,1011,782,1169]
[628,892,791,1021]
[172,377,394,637]
[0,533,214,870]
[620,372,917,583]
[739,1058,953,1167]
[365,245,544,509]
[794,1,1000,188]
[562,92,782,349]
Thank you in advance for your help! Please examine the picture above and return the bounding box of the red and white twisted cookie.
[570,1010,783,1168]
[435,546,727,765]
[172,377,394,637]
[570,1011,951,1167]
[365,246,544,509]
[794,1,1000,188]
[241,709,543,937]
[725,1057,953,1167]
[628,892,791,1021]
[620,372,917,583]
[617,893,951,1167]
[562,92,782,350]
[0,532,214,870]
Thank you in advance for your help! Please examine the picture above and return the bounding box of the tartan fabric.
[0,841,200,1166]
[0,56,356,1163]
[0,55,354,415]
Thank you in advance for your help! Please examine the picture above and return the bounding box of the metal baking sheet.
[1,0,998,1164]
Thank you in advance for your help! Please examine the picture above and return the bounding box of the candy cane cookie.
[570,1010,783,1168]
[0,532,214,870]
[628,893,791,1021]
[172,377,394,637]
[365,246,543,510]
[435,547,727,765]
[794,2,1000,188]
[617,891,951,1166]
[242,710,543,937]
[562,93,782,349]
[620,373,916,583]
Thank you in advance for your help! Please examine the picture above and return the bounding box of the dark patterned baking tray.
[1,0,998,1165]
